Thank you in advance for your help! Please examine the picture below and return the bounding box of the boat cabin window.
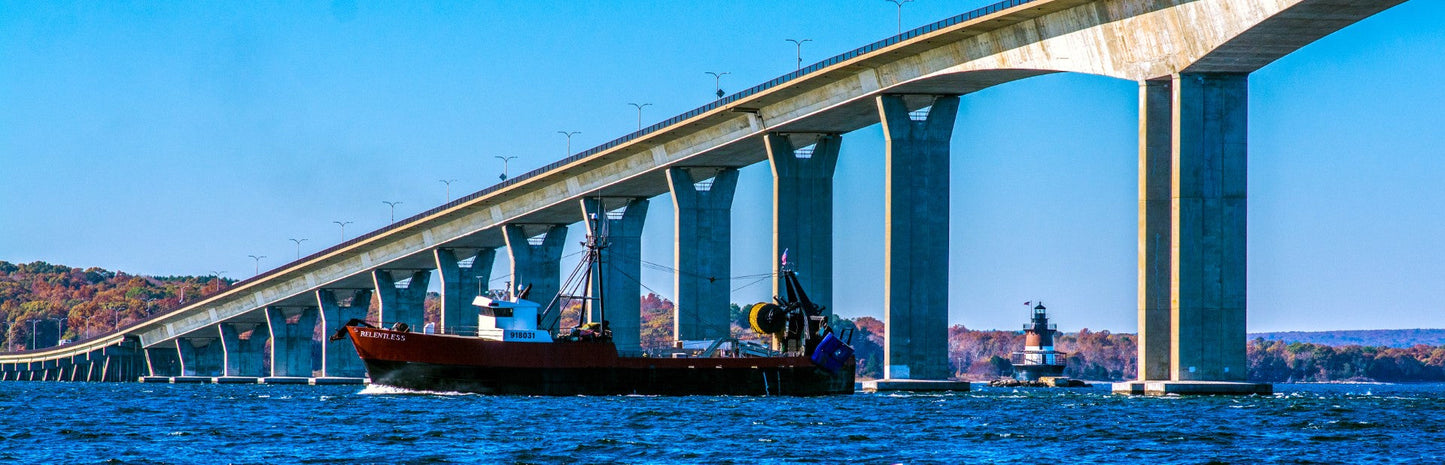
[481,307,514,318]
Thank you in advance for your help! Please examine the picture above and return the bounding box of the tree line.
[6,260,1445,382]
[0,261,231,350]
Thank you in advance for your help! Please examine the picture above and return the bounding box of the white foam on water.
[357,384,474,396]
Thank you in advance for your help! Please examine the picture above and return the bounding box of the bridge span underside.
[0,0,1408,393]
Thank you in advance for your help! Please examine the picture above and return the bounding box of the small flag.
[1024,301,1031,306]
[781,248,789,266]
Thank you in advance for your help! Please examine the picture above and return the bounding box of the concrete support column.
[56,358,73,381]
[220,322,269,377]
[70,354,87,381]
[503,224,568,332]
[765,133,840,317]
[266,306,319,378]
[877,94,959,380]
[373,270,431,330]
[435,248,496,335]
[1171,73,1248,381]
[1138,79,1173,381]
[581,197,649,354]
[83,352,100,382]
[104,338,144,382]
[41,360,58,381]
[667,167,740,341]
[318,289,371,377]
[176,334,224,377]
[145,347,181,377]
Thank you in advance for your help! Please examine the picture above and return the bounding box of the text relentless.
[359,330,406,342]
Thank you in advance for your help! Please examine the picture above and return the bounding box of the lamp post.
[885,0,914,35]
[557,131,581,156]
[706,71,730,99]
[627,103,652,131]
[248,255,266,277]
[52,318,63,346]
[30,319,38,350]
[786,39,812,70]
[289,238,308,259]
[333,221,353,241]
[495,156,517,181]
[382,201,403,222]
[439,179,458,202]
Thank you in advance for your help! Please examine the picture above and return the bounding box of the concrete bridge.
[0,0,1410,393]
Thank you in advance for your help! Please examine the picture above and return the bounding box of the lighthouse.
[1011,302,1067,381]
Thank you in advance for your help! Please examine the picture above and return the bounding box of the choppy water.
[1,382,1441,464]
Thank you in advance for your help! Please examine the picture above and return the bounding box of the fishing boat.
[333,210,856,396]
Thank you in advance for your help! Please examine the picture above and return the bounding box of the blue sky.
[2,0,1442,332]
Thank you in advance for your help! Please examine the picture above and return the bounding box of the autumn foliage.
[8,260,1445,383]
[0,261,231,350]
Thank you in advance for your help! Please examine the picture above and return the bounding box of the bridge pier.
[220,322,269,377]
[667,167,739,342]
[581,197,649,354]
[266,306,318,378]
[145,346,181,377]
[1138,79,1174,382]
[435,248,495,335]
[503,224,568,331]
[69,353,88,381]
[373,270,431,331]
[1116,73,1268,396]
[878,94,958,381]
[85,350,105,382]
[176,335,224,377]
[765,133,840,318]
[318,289,371,378]
[102,339,145,382]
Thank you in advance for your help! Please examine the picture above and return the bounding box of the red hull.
[345,326,855,395]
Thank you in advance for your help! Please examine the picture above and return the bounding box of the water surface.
[1,382,1440,463]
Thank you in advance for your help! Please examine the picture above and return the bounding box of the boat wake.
[358,384,476,396]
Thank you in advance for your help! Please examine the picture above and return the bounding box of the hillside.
[6,259,1445,382]
[1250,329,1445,348]
[0,261,231,350]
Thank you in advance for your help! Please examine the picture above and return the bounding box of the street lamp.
[289,238,308,259]
[248,254,266,277]
[557,131,581,156]
[706,71,730,99]
[495,156,518,181]
[627,103,653,131]
[885,0,914,35]
[382,201,403,222]
[333,221,353,241]
[439,179,458,202]
[786,39,812,71]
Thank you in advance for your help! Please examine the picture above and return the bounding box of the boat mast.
[585,198,609,327]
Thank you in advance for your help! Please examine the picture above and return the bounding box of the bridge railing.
[18,0,1043,355]
[231,0,1042,293]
